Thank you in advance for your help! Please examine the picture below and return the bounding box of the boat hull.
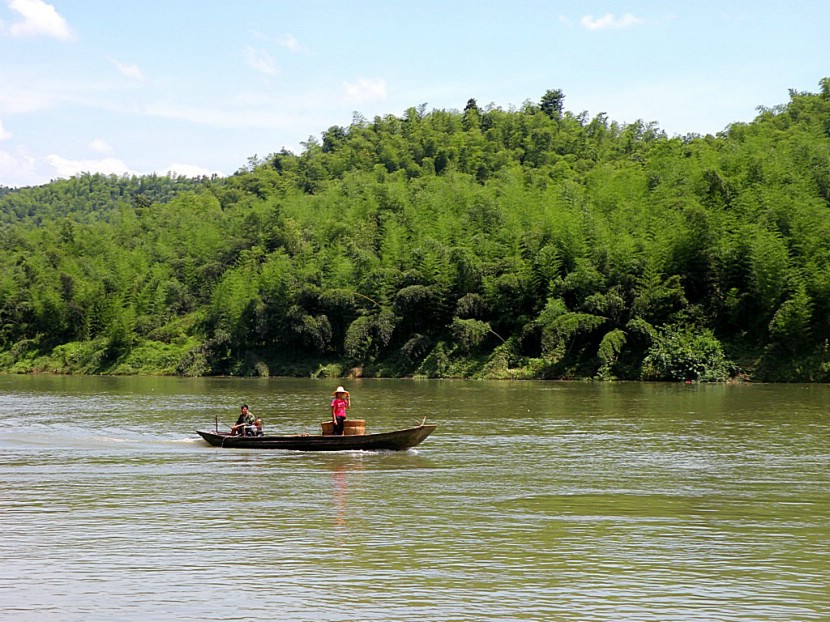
[196,423,437,451]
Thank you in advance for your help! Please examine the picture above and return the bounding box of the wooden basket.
[321,419,366,436]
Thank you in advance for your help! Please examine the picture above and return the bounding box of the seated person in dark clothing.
[231,404,255,435]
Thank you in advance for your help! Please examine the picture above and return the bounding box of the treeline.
[2,80,830,381]
[0,173,215,224]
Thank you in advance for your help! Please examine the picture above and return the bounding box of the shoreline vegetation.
[2,81,830,382]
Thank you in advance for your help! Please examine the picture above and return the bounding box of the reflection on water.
[0,375,828,621]
[333,462,349,532]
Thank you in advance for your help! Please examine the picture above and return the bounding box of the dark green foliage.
[451,318,493,353]
[597,328,628,379]
[539,89,565,119]
[2,79,830,380]
[641,325,733,382]
[0,172,213,224]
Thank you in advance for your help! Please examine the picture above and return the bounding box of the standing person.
[231,404,255,436]
[330,386,350,435]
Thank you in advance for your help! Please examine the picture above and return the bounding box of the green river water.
[0,375,828,621]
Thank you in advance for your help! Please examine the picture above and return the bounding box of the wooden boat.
[195,420,437,451]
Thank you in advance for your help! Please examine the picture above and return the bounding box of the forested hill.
[2,81,830,381]
[0,173,214,224]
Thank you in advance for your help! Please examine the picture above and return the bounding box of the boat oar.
[217,420,239,432]
[215,416,232,432]
[216,417,244,432]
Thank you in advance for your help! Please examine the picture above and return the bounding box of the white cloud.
[343,77,387,104]
[45,154,134,179]
[250,30,304,52]
[0,119,11,140]
[142,97,310,130]
[244,46,278,76]
[89,138,112,153]
[580,13,645,31]
[109,57,145,81]
[0,146,41,187]
[6,0,75,40]
[278,33,301,52]
[144,102,259,128]
[2,150,224,187]
[163,162,225,178]
[0,80,58,115]
[0,149,28,185]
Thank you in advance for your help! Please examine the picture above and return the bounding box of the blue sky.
[1,0,828,188]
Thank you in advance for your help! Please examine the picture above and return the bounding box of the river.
[0,375,828,621]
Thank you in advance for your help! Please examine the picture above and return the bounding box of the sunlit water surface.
[1,376,828,621]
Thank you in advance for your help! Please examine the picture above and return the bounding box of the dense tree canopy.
[2,79,830,381]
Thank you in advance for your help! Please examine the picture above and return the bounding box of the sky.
[0,0,828,188]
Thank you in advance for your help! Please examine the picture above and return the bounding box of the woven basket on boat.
[321,419,366,436]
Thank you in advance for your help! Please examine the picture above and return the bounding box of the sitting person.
[253,417,264,436]
[231,404,256,436]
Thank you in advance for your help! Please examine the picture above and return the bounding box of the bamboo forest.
[2,80,830,382]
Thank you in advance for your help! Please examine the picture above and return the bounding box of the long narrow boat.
[195,421,437,451]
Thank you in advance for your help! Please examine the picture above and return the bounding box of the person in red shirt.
[330,386,350,435]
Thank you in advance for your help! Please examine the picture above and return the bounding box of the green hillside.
[2,81,830,381]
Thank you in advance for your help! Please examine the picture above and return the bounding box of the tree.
[641,325,733,382]
[540,89,565,119]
